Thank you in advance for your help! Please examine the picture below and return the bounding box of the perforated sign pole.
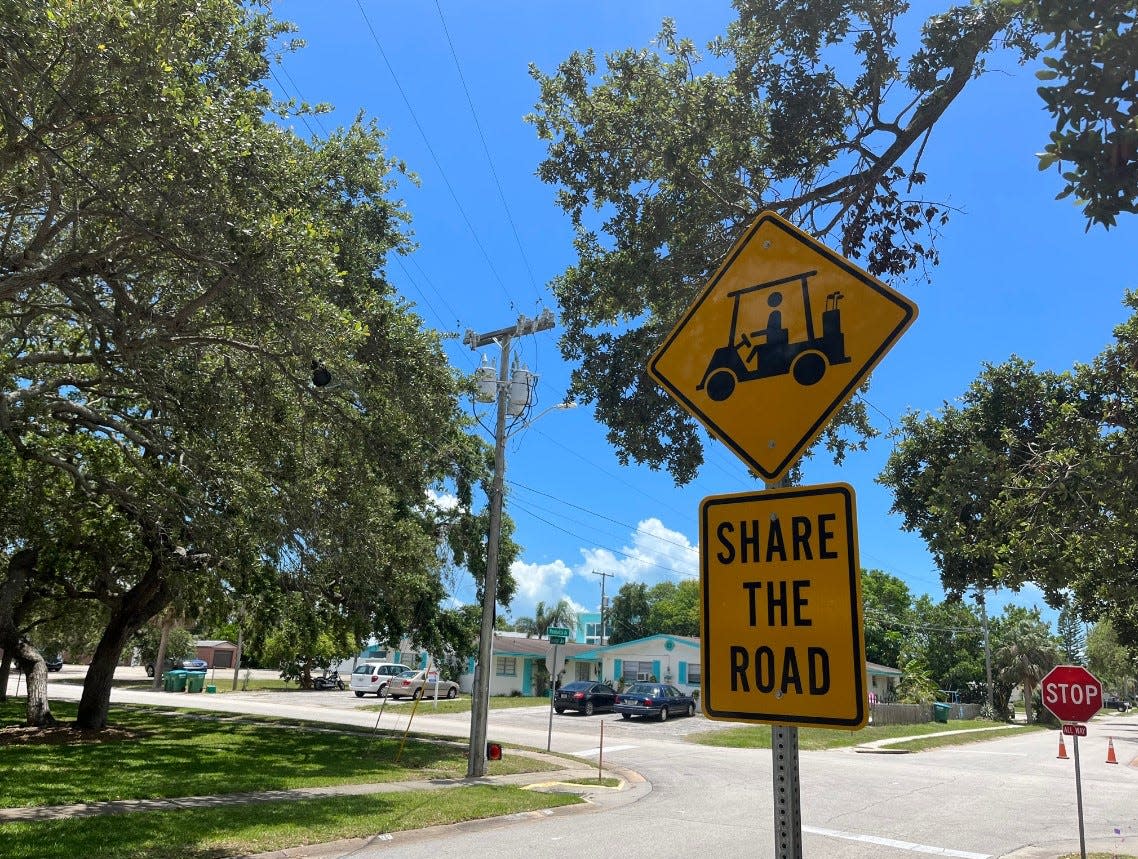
[767,484,802,859]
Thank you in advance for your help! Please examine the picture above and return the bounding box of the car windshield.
[625,684,663,696]
[352,666,374,675]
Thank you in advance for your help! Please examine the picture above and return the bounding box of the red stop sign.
[1041,665,1102,723]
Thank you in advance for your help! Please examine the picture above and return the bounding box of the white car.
[349,662,410,698]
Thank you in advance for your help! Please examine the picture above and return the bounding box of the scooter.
[312,670,345,691]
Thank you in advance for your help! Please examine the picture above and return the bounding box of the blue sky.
[272,1,1137,631]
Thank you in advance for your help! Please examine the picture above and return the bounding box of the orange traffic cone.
[1057,735,1069,759]
[1106,737,1119,765]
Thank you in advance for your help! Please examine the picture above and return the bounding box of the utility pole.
[976,589,994,715]
[464,310,555,778]
[589,569,615,646]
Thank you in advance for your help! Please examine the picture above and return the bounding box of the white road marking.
[803,825,991,858]
[569,744,637,756]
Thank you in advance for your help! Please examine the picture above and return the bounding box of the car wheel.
[585,701,595,716]
[146,666,155,678]
[659,706,669,722]
[354,691,364,698]
[412,688,422,701]
[555,706,565,714]
[378,684,388,698]
[446,686,458,699]
[686,703,695,717]
[621,713,631,720]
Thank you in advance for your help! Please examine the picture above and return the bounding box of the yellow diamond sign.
[648,211,918,481]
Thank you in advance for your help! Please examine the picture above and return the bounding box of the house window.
[496,657,517,677]
[622,660,654,682]
[584,621,614,645]
[686,662,700,684]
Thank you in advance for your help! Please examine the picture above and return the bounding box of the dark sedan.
[554,681,617,715]
[614,682,697,721]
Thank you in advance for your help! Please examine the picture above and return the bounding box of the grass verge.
[0,700,556,807]
[1,786,582,859]
[689,719,1024,750]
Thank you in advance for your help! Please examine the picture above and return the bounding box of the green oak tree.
[528,0,1136,485]
[0,0,492,728]
[647,580,700,638]
[861,568,913,669]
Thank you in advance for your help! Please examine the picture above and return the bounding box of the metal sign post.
[546,640,560,752]
[772,724,802,858]
[1072,730,1087,859]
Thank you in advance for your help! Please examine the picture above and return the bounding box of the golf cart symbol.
[697,270,851,402]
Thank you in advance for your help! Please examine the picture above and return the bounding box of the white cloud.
[507,558,575,620]
[578,517,698,585]
[427,488,461,512]
[494,518,699,624]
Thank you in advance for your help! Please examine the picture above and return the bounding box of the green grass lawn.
[1,786,581,859]
[0,700,559,808]
[0,698,582,858]
[689,718,1029,750]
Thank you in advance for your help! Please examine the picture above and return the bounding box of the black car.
[614,682,697,721]
[554,681,617,715]
[1104,694,1131,712]
[45,655,63,672]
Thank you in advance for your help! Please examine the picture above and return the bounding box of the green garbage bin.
[933,702,950,724]
[165,670,188,692]
[186,671,207,693]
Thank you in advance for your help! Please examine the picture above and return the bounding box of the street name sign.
[648,210,918,482]
[1041,665,1102,723]
[547,626,570,645]
[699,482,867,729]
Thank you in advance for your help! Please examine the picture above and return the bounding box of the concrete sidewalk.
[853,723,1023,753]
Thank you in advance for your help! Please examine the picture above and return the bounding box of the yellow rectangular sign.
[700,483,867,729]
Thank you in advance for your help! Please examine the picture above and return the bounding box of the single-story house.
[194,640,238,669]
[867,661,903,703]
[576,634,703,695]
[457,632,593,696]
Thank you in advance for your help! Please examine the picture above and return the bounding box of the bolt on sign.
[648,211,918,482]
[699,483,867,729]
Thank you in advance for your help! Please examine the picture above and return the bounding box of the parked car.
[387,669,460,701]
[1104,694,1131,712]
[45,655,63,672]
[614,682,697,721]
[145,657,208,677]
[349,662,410,698]
[554,681,616,715]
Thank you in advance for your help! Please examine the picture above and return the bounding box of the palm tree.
[533,599,577,639]
[994,614,1060,724]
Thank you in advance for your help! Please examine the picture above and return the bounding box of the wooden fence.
[869,702,981,725]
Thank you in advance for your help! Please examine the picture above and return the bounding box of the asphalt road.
[9,667,1138,858]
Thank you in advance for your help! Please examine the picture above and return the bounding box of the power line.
[509,479,698,556]
[353,0,520,311]
[511,501,697,580]
[433,0,544,308]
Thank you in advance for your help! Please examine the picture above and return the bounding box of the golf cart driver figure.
[697,270,851,402]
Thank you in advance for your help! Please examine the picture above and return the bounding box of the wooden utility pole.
[463,310,555,778]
